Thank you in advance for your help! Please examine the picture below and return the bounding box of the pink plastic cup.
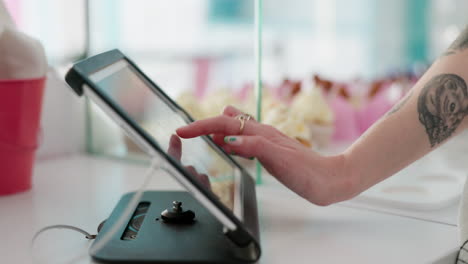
[0,77,45,195]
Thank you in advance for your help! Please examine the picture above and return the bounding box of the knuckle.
[223,105,236,114]
[223,115,242,134]
[251,136,265,148]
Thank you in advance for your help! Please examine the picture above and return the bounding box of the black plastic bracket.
[91,191,257,264]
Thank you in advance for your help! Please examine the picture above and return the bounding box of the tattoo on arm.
[418,74,468,147]
[443,26,468,56]
[387,90,414,116]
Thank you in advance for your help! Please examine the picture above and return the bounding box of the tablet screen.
[89,60,240,214]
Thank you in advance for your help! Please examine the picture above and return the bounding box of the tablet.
[65,49,260,256]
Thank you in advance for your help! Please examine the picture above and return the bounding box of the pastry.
[176,91,205,120]
[290,88,334,148]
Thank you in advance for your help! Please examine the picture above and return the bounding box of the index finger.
[176,115,276,139]
[167,134,182,161]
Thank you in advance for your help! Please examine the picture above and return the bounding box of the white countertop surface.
[0,155,459,263]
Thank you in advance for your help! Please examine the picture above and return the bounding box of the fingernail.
[224,136,242,145]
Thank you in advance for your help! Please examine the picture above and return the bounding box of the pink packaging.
[329,96,360,142]
[356,84,405,133]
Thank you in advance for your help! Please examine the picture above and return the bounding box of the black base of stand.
[91,191,254,264]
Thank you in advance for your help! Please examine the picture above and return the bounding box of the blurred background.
[4,0,468,159]
[10,0,468,78]
[2,2,467,261]
[2,0,468,217]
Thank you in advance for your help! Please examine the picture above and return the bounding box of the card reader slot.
[121,202,150,240]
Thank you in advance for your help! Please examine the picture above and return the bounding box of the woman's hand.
[177,106,358,206]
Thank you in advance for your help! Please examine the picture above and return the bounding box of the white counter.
[0,155,459,263]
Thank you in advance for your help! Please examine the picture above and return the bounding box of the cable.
[30,225,95,264]
[32,225,97,243]
[30,157,161,263]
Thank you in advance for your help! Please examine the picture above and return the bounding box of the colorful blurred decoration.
[318,72,418,142]
[7,0,458,168]
[177,70,420,149]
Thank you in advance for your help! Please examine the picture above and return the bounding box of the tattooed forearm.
[387,90,414,116]
[418,74,468,147]
[443,26,468,56]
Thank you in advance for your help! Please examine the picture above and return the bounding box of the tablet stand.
[91,190,258,264]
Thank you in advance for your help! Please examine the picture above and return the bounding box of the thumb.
[223,135,276,161]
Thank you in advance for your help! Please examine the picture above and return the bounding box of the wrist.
[307,153,360,206]
[327,153,362,204]
[341,151,365,200]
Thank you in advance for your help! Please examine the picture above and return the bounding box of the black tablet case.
[92,191,258,263]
